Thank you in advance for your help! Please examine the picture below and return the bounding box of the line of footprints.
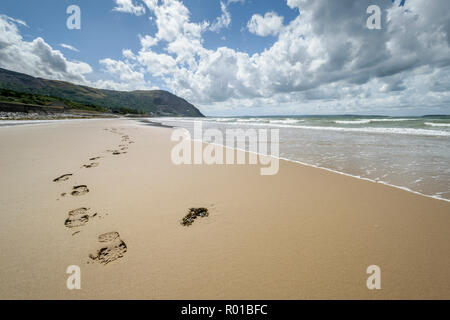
[53,127,134,265]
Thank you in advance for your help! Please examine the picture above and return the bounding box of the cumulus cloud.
[113,0,146,16]
[247,12,284,37]
[286,0,302,10]
[139,34,158,48]
[142,0,209,43]
[94,57,152,90]
[0,15,91,84]
[100,58,143,82]
[138,49,178,76]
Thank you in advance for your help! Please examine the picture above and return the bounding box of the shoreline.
[187,137,450,203]
[2,117,449,202]
[1,118,449,299]
[152,117,450,203]
[1,117,449,202]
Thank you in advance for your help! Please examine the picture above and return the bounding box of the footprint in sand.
[89,157,102,161]
[106,149,126,155]
[71,185,89,196]
[181,207,209,226]
[65,207,98,229]
[83,162,99,169]
[53,174,73,182]
[65,208,90,228]
[89,232,127,265]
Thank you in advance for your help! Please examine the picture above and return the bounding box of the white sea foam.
[156,118,450,137]
[269,119,304,124]
[335,118,413,124]
[237,118,267,123]
[369,118,413,122]
[425,122,450,127]
[293,125,450,137]
[206,118,237,122]
[216,120,450,137]
[335,120,372,124]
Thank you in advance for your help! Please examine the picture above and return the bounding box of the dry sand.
[0,119,449,299]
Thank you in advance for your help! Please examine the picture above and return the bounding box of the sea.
[152,115,450,202]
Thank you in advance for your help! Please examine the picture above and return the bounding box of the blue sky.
[0,0,449,116]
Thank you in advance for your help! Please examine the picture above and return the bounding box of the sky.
[0,0,449,116]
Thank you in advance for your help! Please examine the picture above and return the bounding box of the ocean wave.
[212,118,304,125]
[335,120,371,124]
[154,118,450,137]
[335,118,413,124]
[269,119,304,124]
[236,118,267,123]
[214,120,450,137]
[283,125,450,137]
[425,122,450,127]
[370,118,413,122]
[207,118,237,122]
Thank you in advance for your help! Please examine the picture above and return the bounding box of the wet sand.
[0,119,449,299]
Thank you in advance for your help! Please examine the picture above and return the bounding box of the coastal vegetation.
[0,68,204,117]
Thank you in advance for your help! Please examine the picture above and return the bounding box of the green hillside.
[0,68,204,117]
[0,88,112,113]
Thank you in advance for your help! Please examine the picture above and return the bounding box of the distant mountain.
[0,68,204,117]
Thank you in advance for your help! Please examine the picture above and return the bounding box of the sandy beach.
[0,118,449,300]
